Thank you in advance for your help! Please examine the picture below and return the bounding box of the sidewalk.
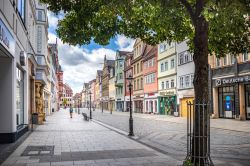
[93,108,250,133]
[2,109,180,166]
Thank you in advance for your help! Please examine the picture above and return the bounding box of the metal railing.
[185,101,214,166]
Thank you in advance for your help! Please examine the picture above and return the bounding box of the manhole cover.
[21,146,54,156]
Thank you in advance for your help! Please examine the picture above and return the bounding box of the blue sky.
[47,12,135,93]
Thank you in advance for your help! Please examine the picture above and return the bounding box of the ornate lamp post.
[127,74,134,136]
[89,91,92,119]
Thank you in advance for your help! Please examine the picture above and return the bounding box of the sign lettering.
[0,18,15,55]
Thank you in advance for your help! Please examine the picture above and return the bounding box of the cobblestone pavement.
[2,109,181,166]
[82,108,250,166]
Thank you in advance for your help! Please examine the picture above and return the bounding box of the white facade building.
[176,41,195,117]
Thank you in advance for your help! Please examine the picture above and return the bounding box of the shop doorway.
[218,86,235,119]
[245,85,250,120]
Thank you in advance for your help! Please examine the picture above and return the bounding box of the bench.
[82,113,89,121]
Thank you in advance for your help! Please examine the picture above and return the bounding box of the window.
[171,59,175,69]
[17,0,25,21]
[165,61,168,71]
[184,52,189,62]
[161,82,164,90]
[16,67,24,127]
[179,51,192,65]
[141,61,143,71]
[145,73,155,84]
[166,81,169,89]
[170,42,175,48]
[231,54,236,64]
[180,77,184,88]
[152,58,155,66]
[137,63,139,73]
[137,79,139,90]
[134,80,136,90]
[37,26,42,53]
[223,56,227,66]
[141,78,143,89]
[185,75,190,87]
[119,61,123,68]
[179,53,184,65]
[149,59,152,67]
[160,44,167,53]
[161,63,164,72]
[38,10,43,21]
[171,80,174,88]
[243,50,248,62]
[216,58,220,67]
[134,66,136,74]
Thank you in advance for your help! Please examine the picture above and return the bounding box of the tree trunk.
[192,15,209,165]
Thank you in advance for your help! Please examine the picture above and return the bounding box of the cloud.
[48,12,134,94]
[115,35,135,51]
[48,32,116,94]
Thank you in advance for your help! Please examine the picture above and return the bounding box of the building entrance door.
[218,86,235,119]
[245,85,250,120]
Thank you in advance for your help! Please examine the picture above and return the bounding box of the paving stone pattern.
[86,108,250,166]
[2,109,180,166]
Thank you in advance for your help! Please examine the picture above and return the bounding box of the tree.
[41,0,250,164]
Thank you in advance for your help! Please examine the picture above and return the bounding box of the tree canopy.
[42,0,250,57]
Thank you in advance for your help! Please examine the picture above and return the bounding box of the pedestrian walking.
[69,106,73,118]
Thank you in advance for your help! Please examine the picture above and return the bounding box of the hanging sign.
[0,18,15,55]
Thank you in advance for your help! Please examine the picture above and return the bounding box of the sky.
[47,12,135,94]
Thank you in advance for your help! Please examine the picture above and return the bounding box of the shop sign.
[0,18,15,55]
[160,91,175,96]
[215,75,250,86]
[148,93,155,96]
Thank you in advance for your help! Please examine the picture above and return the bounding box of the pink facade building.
[143,46,158,113]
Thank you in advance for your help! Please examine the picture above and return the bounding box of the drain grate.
[21,146,54,156]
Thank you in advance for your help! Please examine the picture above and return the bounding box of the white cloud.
[115,35,135,51]
[48,13,134,94]
[48,33,116,94]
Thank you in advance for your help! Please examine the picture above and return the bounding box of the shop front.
[158,90,177,115]
[133,95,144,113]
[144,93,158,114]
[0,17,29,143]
[116,98,124,112]
[125,96,133,112]
[213,75,250,120]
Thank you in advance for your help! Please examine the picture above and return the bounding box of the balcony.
[36,54,49,76]
[35,69,47,85]
[115,80,123,87]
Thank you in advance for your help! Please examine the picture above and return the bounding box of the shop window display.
[16,67,24,128]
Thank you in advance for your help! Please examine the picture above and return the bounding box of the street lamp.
[127,74,134,136]
[89,91,92,119]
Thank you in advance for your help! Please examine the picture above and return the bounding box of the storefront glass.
[245,85,250,120]
[134,100,143,113]
[159,96,176,115]
[16,67,24,128]
[218,86,235,118]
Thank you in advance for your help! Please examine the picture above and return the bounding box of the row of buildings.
[0,0,64,143]
[80,39,250,121]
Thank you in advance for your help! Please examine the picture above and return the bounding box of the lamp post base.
[128,117,134,136]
